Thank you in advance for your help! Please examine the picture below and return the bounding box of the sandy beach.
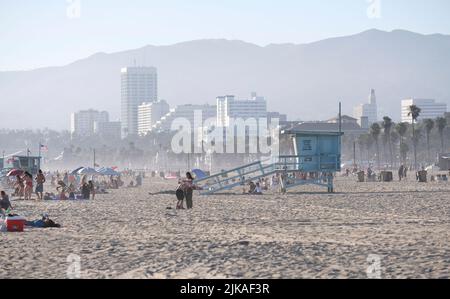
[1,176,449,279]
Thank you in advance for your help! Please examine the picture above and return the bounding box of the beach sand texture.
[1,177,449,279]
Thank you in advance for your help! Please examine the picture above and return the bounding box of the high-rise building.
[138,100,170,136]
[70,109,109,137]
[353,89,378,126]
[216,93,268,127]
[401,99,447,123]
[121,67,158,138]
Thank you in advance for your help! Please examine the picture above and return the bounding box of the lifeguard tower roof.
[281,129,344,136]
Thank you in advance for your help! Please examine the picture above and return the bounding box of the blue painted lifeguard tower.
[193,130,343,195]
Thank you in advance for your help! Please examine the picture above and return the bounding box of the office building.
[138,100,170,136]
[216,93,268,127]
[121,66,158,137]
[401,98,447,123]
[353,89,378,126]
[70,109,109,137]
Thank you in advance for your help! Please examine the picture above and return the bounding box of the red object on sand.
[5,216,26,232]
[6,169,24,177]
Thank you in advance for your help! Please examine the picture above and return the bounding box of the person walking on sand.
[35,170,46,200]
[178,172,202,210]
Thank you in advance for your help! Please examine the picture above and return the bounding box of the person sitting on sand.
[248,181,256,194]
[178,172,202,209]
[254,182,263,195]
[0,191,13,216]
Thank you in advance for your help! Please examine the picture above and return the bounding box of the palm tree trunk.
[412,122,417,170]
[389,138,393,170]
[376,140,380,169]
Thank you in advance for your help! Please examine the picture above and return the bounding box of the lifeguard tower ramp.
[194,131,343,195]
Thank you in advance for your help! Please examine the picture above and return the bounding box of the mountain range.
[1,29,450,130]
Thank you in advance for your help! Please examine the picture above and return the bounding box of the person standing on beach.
[35,170,46,200]
[15,175,24,199]
[23,172,33,200]
[88,180,96,200]
[179,172,202,209]
[398,165,404,181]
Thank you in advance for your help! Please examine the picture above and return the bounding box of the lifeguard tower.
[193,130,343,195]
[1,155,41,175]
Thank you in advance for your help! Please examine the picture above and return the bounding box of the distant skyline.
[1,0,450,71]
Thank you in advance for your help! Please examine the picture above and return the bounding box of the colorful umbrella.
[7,169,24,177]
[71,167,84,175]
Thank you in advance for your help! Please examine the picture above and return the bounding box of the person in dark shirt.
[81,183,90,200]
[0,191,13,215]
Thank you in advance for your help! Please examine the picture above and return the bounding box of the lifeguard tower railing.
[194,155,339,195]
[194,130,342,195]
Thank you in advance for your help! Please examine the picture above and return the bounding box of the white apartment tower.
[401,99,447,123]
[216,92,268,127]
[121,67,158,138]
[70,109,109,137]
[138,100,170,136]
[353,89,378,126]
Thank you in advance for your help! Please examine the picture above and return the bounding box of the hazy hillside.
[1,29,450,130]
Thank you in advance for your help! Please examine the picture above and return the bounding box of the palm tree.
[382,116,394,168]
[395,122,409,165]
[436,117,448,153]
[370,123,381,169]
[357,134,368,165]
[423,119,435,163]
[408,105,421,169]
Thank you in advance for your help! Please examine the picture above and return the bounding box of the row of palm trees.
[354,105,448,170]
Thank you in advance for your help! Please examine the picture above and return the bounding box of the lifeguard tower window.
[289,131,343,173]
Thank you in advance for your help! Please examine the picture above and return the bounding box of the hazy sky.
[1,0,450,71]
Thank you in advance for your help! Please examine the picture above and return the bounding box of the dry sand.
[1,176,449,279]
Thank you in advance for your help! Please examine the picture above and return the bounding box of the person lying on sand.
[25,214,61,228]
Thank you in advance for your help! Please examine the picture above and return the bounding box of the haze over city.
[1,0,450,130]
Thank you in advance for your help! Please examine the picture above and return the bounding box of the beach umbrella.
[7,169,24,177]
[77,167,99,175]
[71,167,84,175]
[191,169,207,179]
[98,168,120,176]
